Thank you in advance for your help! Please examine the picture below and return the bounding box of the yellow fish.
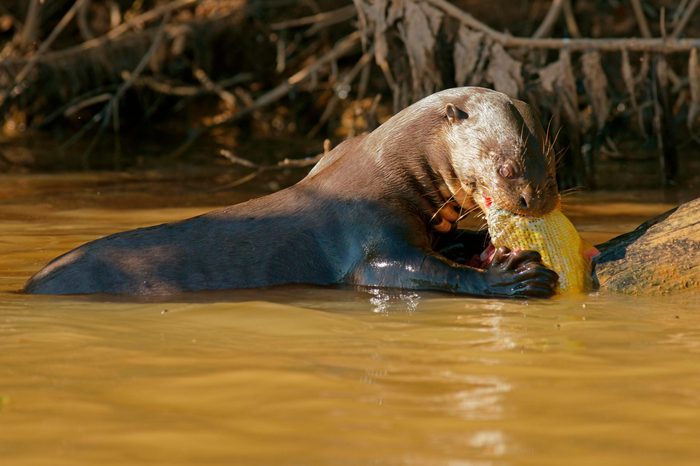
[487,207,595,294]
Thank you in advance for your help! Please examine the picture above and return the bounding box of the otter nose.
[518,186,534,210]
[518,194,529,209]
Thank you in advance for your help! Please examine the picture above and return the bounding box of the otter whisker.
[448,186,469,222]
[560,187,583,198]
[457,204,481,222]
[558,187,584,209]
[428,184,465,223]
[430,197,456,222]
[550,127,563,159]
[544,117,554,153]
[519,124,528,161]
[541,121,561,169]
[554,145,567,167]
[552,124,563,145]
[456,195,467,218]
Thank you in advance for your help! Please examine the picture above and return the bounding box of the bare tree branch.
[270,4,355,30]
[532,0,564,39]
[630,0,652,38]
[170,31,361,157]
[426,0,700,52]
[672,0,700,38]
[5,0,88,104]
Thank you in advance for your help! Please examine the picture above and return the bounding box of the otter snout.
[518,185,534,210]
[488,153,558,217]
[440,87,559,218]
[514,184,558,217]
[487,162,558,217]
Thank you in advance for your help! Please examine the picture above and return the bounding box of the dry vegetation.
[1,0,699,189]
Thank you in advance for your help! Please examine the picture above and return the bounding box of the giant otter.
[25,87,560,297]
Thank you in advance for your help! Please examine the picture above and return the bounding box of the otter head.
[441,88,559,217]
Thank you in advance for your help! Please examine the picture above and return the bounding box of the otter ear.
[511,99,540,136]
[445,103,469,124]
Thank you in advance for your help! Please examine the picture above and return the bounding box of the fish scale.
[487,207,591,293]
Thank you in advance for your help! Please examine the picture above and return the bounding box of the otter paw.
[484,247,559,298]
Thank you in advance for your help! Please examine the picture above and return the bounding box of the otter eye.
[498,164,518,179]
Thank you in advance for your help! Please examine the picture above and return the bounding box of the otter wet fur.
[25,87,560,297]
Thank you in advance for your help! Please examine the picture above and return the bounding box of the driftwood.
[426,0,700,52]
[1,0,700,187]
[1,12,243,115]
[216,142,328,189]
[169,31,362,158]
[594,198,700,295]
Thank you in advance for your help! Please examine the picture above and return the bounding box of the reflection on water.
[1,173,700,465]
[368,287,422,314]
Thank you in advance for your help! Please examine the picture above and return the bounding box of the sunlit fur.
[439,88,559,217]
[332,87,561,231]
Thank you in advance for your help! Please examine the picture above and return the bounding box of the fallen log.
[594,197,700,295]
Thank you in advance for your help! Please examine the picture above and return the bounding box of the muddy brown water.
[1,172,699,465]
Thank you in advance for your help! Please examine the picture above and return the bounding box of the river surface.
[1,172,699,465]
